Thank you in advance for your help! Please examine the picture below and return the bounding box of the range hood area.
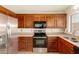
[0,5,79,54]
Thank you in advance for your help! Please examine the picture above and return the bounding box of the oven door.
[33,38,47,48]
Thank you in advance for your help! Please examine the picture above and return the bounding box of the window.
[70,13,79,34]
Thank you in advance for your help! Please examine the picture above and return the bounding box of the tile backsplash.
[11,28,65,35]
[46,28,65,33]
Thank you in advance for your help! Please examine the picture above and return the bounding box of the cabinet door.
[16,15,24,28]
[24,15,33,28]
[58,37,75,54]
[47,15,55,28]
[18,37,33,52]
[61,39,75,54]
[62,45,74,54]
[40,15,47,21]
[56,15,66,28]
[34,15,41,21]
[58,39,62,53]
[48,37,58,52]
[18,37,27,51]
[27,37,33,51]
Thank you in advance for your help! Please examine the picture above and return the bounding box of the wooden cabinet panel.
[18,37,33,52]
[34,15,47,21]
[17,14,66,28]
[56,15,66,28]
[47,15,55,28]
[48,37,58,52]
[57,38,62,53]
[27,37,33,51]
[61,39,74,50]
[24,15,33,28]
[18,37,27,51]
[58,37,75,54]
[47,14,66,28]
[16,15,24,28]
[40,15,46,21]
[34,15,41,21]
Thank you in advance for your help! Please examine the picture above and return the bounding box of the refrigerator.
[0,13,18,54]
[7,16,18,54]
[0,13,8,54]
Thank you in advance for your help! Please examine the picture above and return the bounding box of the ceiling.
[3,5,71,14]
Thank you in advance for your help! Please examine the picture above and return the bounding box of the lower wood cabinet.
[58,37,75,54]
[18,36,76,54]
[18,37,33,52]
[48,37,58,52]
[48,37,75,54]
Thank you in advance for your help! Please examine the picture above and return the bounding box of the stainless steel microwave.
[34,21,46,28]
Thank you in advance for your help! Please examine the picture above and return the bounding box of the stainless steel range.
[33,21,47,53]
[33,33,47,53]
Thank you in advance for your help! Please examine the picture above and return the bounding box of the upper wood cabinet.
[34,15,47,21]
[47,14,66,28]
[24,15,34,28]
[16,14,66,28]
[47,15,55,28]
[16,14,24,28]
[34,15,41,21]
[55,14,66,28]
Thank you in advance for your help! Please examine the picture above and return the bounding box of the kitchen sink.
[63,36,79,43]
[71,38,79,43]
[64,37,70,39]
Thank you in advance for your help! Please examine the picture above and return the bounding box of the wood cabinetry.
[47,15,55,28]
[16,14,66,28]
[47,14,66,28]
[18,37,33,52]
[26,37,33,51]
[34,15,47,21]
[18,36,76,53]
[16,15,24,28]
[18,37,27,51]
[48,37,75,54]
[48,37,58,52]
[24,15,34,28]
[56,15,66,28]
[58,37,75,54]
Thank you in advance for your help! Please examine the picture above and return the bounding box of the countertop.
[7,32,79,48]
[59,36,79,48]
[9,32,73,37]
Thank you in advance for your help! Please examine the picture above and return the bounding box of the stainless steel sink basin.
[71,38,79,43]
[63,36,71,40]
[63,36,79,43]
[64,37,70,39]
